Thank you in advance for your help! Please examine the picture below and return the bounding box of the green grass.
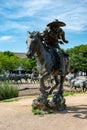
[2,98,20,102]
[32,106,53,115]
[48,91,85,98]
[32,107,44,115]
[63,91,85,96]
[0,88,86,103]
[0,82,18,100]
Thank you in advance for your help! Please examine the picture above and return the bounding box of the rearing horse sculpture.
[26,31,70,110]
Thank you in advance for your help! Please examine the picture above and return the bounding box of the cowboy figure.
[42,19,68,75]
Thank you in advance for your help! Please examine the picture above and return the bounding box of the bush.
[0,82,18,100]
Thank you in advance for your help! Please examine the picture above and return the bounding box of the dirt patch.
[17,82,71,97]
[0,93,87,130]
[18,83,40,96]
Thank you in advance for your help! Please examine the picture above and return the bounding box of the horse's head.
[26,31,40,58]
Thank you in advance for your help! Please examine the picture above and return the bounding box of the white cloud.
[0,0,87,32]
[0,36,12,41]
[0,0,86,52]
[0,0,52,18]
[39,1,87,31]
[0,21,28,32]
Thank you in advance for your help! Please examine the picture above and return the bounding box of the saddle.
[42,42,69,72]
[42,43,60,70]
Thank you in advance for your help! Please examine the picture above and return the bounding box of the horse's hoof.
[48,100,56,108]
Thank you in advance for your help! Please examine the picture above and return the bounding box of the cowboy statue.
[26,19,70,111]
[41,19,69,76]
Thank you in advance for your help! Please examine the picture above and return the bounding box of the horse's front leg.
[32,72,50,110]
[49,75,66,110]
[39,72,50,97]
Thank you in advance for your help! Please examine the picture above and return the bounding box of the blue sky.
[0,0,87,53]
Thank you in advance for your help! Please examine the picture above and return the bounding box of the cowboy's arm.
[59,28,68,43]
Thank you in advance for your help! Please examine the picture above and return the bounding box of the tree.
[0,51,37,73]
[66,44,87,72]
[3,51,14,57]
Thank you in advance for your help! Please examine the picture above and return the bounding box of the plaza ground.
[0,93,87,130]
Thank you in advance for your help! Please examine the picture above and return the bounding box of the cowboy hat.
[47,19,66,27]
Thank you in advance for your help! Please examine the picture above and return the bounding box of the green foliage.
[66,44,87,72]
[0,44,86,73]
[0,82,18,100]
[0,52,20,71]
[28,56,37,70]
[3,51,14,57]
[20,57,37,71]
[20,58,30,71]
[0,51,37,72]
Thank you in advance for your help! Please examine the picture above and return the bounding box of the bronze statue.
[41,19,69,76]
[26,30,70,111]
